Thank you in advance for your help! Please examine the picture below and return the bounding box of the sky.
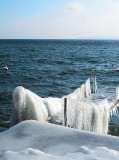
[0,0,119,39]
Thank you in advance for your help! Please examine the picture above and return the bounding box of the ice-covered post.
[64,98,67,127]
[116,85,119,101]
[93,69,97,94]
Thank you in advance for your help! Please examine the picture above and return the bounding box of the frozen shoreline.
[0,120,119,160]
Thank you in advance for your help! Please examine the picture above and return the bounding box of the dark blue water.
[0,39,119,129]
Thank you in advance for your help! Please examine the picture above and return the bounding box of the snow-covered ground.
[0,120,119,160]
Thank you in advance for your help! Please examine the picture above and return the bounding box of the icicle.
[85,78,91,98]
[76,88,81,100]
[93,70,97,94]
[67,97,110,134]
[80,84,85,100]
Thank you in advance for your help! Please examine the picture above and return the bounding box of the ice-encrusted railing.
[10,77,95,126]
[10,71,119,134]
[62,78,92,128]
[62,80,119,134]
[66,97,110,134]
[63,78,111,134]
[50,78,93,126]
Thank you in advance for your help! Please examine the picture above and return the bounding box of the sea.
[0,39,119,135]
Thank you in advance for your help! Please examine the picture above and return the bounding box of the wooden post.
[64,98,67,127]
[93,69,97,94]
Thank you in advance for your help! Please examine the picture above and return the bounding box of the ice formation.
[67,98,110,134]
[93,71,97,93]
[10,78,114,134]
[1,120,119,160]
[64,78,110,134]
[10,79,93,127]
[10,86,63,127]
[109,85,119,117]
[85,78,91,98]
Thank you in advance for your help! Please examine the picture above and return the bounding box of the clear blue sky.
[0,0,119,39]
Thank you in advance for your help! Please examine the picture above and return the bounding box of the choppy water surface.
[0,39,119,132]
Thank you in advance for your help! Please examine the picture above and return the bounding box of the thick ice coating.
[10,86,63,127]
[10,78,114,134]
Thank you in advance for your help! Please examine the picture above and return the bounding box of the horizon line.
[1,38,119,41]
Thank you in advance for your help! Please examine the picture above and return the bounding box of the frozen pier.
[9,72,119,134]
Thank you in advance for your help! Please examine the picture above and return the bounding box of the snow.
[1,120,119,160]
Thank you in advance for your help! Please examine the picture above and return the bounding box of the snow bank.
[1,120,119,160]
